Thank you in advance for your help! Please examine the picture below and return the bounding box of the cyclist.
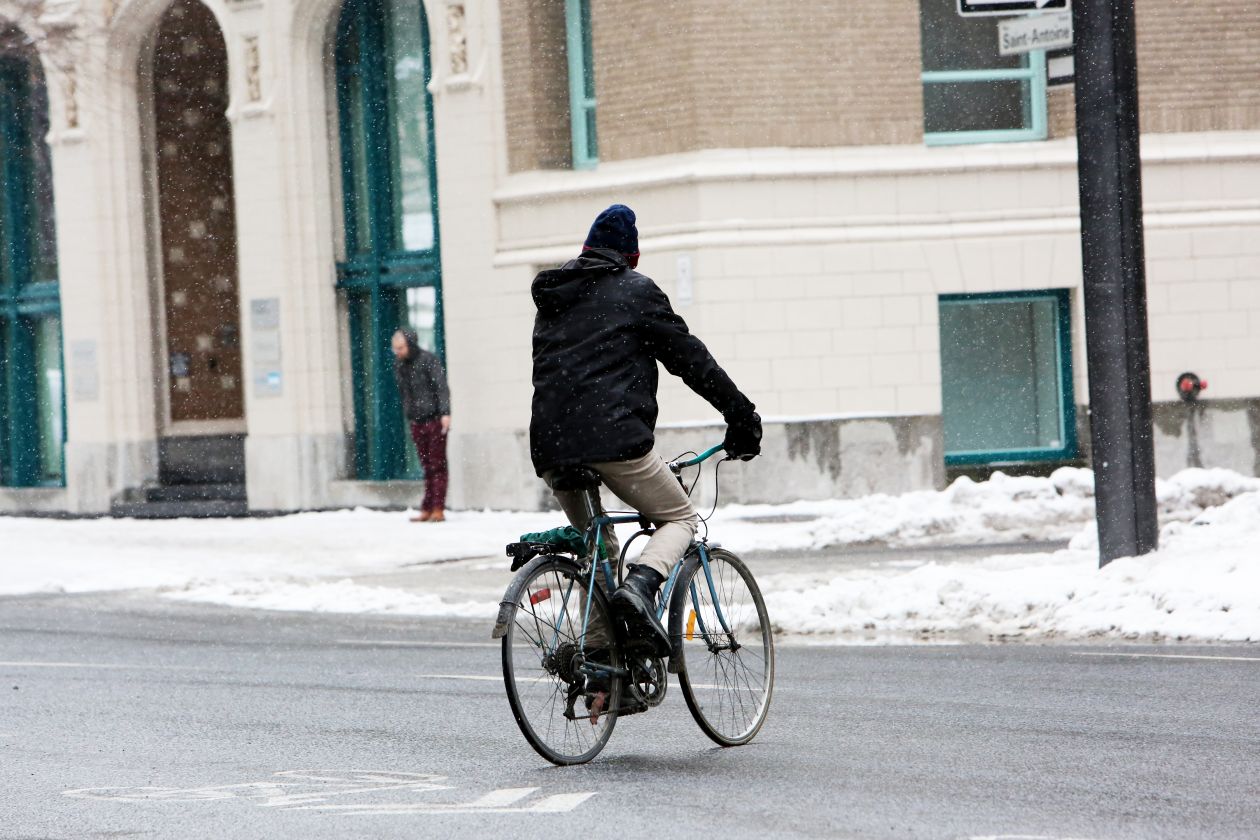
[530,203,762,661]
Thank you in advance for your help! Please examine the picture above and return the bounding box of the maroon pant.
[410,419,449,512]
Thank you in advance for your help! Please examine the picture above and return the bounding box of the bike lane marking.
[1073,652,1260,663]
[293,791,598,815]
[64,770,596,816]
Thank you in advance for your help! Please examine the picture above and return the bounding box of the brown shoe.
[427,509,445,523]
[410,510,432,523]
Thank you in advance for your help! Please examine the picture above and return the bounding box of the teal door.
[0,42,63,487]
[939,290,1077,466]
[335,0,443,480]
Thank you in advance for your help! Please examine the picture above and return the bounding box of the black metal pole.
[1072,0,1159,565]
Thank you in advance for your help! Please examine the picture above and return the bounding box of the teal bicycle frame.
[566,443,736,673]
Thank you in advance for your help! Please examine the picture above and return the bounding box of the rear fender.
[491,555,585,639]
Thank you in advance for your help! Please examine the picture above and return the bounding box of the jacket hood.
[531,248,628,317]
[398,328,423,362]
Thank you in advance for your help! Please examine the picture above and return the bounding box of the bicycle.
[492,443,774,765]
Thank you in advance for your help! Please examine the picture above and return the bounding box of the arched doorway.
[148,0,245,483]
[334,0,443,481]
[0,25,63,488]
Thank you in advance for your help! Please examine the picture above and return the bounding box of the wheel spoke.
[503,560,619,765]
[677,550,773,746]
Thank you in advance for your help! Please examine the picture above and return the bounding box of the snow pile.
[763,488,1260,642]
[712,466,1260,552]
[172,579,489,619]
[0,508,562,597]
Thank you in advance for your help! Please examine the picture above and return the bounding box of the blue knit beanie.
[583,204,639,258]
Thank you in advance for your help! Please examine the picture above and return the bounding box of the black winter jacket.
[394,332,451,423]
[529,249,756,475]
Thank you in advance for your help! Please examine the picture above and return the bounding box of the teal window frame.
[564,0,597,169]
[922,51,1047,146]
[334,0,444,481]
[939,289,1077,466]
[0,50,64,488]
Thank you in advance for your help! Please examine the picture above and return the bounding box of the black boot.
[611,565,670,657]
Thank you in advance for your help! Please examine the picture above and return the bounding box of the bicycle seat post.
[580,487,601,555]
[578,486,597,522]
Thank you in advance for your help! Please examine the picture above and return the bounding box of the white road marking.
[417,673,501,682]
[65,771,594,816]
[0,660,203,671]
[294,789,597,816]
[65,772,452,805]
[1073,652,1260,663]
[337,639,498,649]
[527,793,599,813]
[462,787,538,807]
[966,835,1107,840]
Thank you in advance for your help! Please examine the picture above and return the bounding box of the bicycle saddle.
[549,464,602,491]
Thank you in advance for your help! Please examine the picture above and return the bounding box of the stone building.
[0,0,1257,516]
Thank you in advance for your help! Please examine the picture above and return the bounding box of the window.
[938,290,1076,465]
[0,38,64,487]
[335,0,443,480]
[919,0,1047,145]
[565,0,597,168]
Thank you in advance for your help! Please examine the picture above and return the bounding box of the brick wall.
[500,0,572,171]
[1042,0,1260,140]
[594,0,924,162]
[1136,0,1260,134]
[588,1,701,161]
[501,0,1260,170]
[501,0,923,169]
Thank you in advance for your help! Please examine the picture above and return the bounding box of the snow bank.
[764,488,1260,642]
[712,466,1260,552]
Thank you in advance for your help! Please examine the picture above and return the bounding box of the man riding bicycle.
[530,204,763,658]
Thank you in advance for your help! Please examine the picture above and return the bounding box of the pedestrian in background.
[391,329,451,522]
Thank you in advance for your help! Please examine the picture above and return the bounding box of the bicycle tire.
[501,557,622,765]
[669,547,774,746]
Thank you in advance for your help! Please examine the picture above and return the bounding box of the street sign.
[998,11,1074,55]
[1046,47,1075,87]
[958,0,1069,17]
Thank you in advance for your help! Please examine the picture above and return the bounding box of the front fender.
[666,549,705,673]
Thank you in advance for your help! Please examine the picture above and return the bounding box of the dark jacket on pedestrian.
[529,248,756,475]
[394,330,450,423]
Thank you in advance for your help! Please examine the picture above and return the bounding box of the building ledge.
[494,132,1260,207]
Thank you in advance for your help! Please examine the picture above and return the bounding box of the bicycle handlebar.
[671,443,726,470]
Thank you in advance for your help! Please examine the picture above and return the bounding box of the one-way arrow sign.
[958,0,1069,17]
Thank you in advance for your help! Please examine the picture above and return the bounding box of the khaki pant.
[546,450,700,578]
[545,451,700,647]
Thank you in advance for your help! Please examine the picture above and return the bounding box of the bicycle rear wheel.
[672,548,774,746]
[501,558,622,765]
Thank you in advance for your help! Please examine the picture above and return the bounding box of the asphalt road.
[1,591,1258,840]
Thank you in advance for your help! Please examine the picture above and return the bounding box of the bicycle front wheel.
[501,558,622,765]
[672,548,774,746]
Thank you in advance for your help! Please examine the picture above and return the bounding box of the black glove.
[723,411,762,461]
